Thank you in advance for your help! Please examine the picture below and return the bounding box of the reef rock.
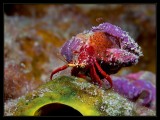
[5,76,155,116]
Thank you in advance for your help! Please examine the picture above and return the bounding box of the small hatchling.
[50,22,143,88]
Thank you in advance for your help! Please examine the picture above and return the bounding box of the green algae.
[12,76,155,116]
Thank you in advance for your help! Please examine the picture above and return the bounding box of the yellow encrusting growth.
[12,76,155,116]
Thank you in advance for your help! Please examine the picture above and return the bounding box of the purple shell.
[91,22,143,56]
[111,72,156,109]
[105,48,139,66]
[60,22,143,69]
[61,37,82,62]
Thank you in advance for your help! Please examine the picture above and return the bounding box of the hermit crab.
[50,22,143,88]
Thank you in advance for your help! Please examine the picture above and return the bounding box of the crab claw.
[105,48,139,67]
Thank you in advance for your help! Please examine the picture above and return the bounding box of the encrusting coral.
[5,76,155,116]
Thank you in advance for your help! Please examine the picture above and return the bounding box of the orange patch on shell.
[89,32,114,56]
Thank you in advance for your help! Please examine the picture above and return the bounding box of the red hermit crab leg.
[94,59,113,88]
[77,74,87,79]
[90,64,97,83]
[50,64,68,80]
[90,63,102,87]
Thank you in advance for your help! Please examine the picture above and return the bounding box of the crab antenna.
[50,64,68,80]
[56,53,68,64]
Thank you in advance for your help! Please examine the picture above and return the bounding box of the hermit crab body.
[50,22,143,88]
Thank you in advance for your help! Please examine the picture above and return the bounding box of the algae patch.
[10,76,155,116]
